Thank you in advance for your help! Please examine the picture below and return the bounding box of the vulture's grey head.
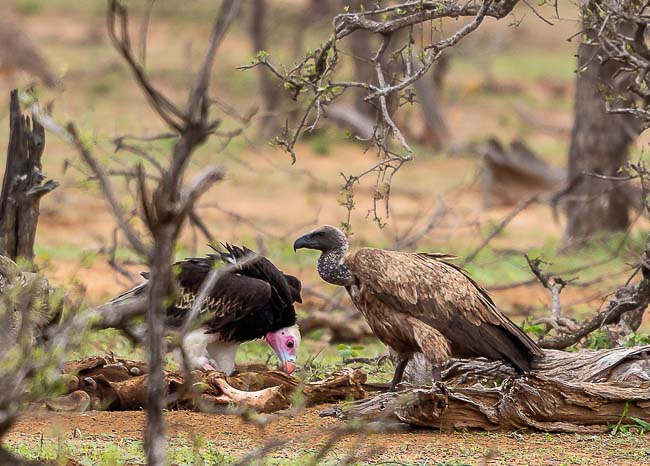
[293,225,348,252]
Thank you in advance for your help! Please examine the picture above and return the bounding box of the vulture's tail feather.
[108,281,148,304]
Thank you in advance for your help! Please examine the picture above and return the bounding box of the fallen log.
[327,345,650,433]
[53,356,367,414]
[329,374,650,433]
[298,309,373,342]
[442,345,650,387]
[479,138,564,208]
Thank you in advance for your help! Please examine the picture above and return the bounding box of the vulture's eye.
[286,340,294,348]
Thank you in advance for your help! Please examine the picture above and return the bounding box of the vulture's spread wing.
[347,248,543,372]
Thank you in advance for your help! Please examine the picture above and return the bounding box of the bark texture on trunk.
[0,90,58,261]
[564,1,638,244]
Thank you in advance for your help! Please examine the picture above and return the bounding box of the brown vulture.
[294,226,543,387]
[109,244,302,375]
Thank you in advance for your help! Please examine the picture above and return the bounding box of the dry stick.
[461,194,538,266]
[107,2,186,131]
[104,1,240,463]
[188,208,215,243]
[67,123,150,257]
[539,234,650,349]
[138,0,156,65]
[539,275,650,349]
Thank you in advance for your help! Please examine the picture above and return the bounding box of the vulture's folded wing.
[348,248,543,371]
[217,243,296,307]
[168,266,273,337]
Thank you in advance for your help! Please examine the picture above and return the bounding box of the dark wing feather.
[168,270,273,340]
[219,243,296,307]
[172,247,298,339]
[283,274,302,303]
[347,248,543,372]
[111,245,298,342]
[166,255,278,340]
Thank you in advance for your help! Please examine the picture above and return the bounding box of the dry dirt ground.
[7,408,650,465]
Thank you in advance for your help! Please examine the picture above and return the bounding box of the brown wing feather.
[347,248,543,372]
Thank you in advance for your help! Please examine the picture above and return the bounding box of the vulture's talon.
[202,363,216,372]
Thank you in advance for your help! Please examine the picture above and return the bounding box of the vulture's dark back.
[167,244,299,341]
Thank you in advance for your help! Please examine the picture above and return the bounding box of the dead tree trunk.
[563,1,639,244]
[0,90,58,261]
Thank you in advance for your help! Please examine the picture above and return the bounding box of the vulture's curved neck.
[317,247,353,286]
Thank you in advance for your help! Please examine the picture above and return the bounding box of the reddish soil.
[7,408,649,465]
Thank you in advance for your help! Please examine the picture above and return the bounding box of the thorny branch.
[596,0,650,128]
[241,0,522,227]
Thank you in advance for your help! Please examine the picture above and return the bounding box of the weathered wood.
[54,356,367,414]
[334,374,650,433]
[398,345,650,386]
[0,90,58,261]
[330,345,650,433]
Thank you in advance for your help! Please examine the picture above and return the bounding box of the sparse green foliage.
[336,343,364,361]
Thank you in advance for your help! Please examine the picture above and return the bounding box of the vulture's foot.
[431,381,450,411]
[201,358,219,371]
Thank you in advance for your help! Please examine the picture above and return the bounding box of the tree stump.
[0,89,58,261]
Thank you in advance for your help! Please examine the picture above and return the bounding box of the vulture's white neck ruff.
[317,245,353,287]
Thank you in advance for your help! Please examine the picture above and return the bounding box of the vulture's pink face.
[265,325,301,375]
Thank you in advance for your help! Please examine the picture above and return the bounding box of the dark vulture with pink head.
[109,244,302,375]
[294,226,543,388]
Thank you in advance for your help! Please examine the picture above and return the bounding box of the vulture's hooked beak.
[293,235,310,252]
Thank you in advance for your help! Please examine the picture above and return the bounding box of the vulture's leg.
[431,365,442,382]
[408,318,451,385]
[390,354,411,391]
